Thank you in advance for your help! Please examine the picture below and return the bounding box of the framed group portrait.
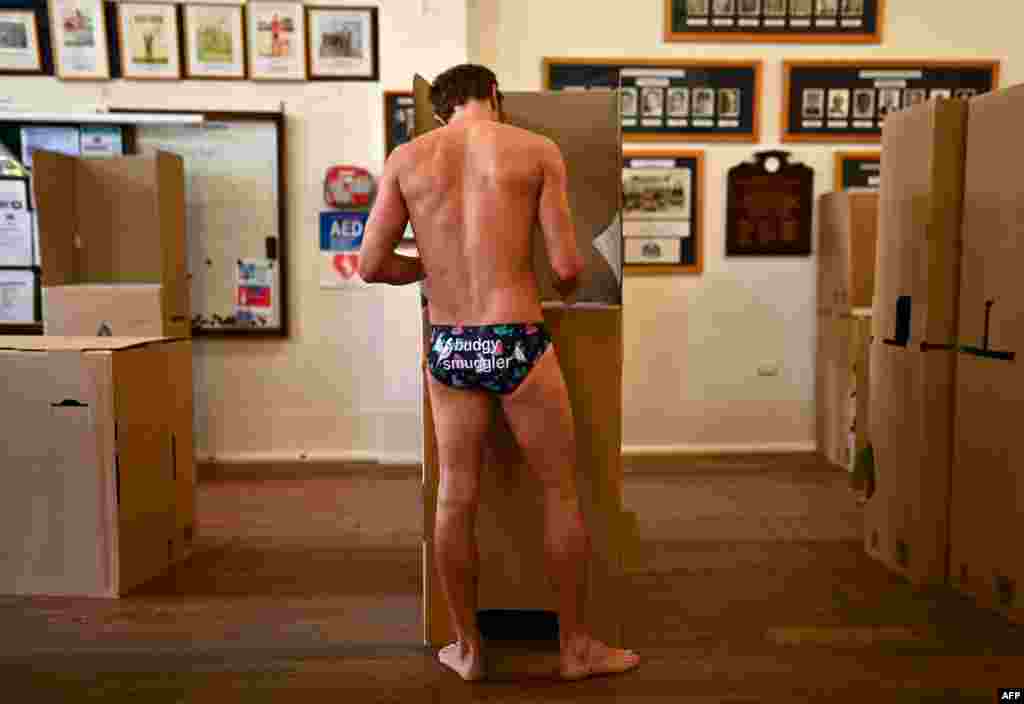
[0,9,43,75]
[622,150,704,274]
[545,57,761,143]
[782,59,1000,143]
[246,1,306,81]
[666,0,885,43]
[305,5,379,81]
[116,2,181,80]
[183,3,246,79]
[48,0,111,80]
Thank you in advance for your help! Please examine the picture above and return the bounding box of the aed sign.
[320,210,369,253]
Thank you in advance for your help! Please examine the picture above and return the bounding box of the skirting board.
[197,443,817,474]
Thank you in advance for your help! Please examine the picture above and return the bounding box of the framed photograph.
[117,3,181,80]
[545,57,762,143]
[835,150,881,190]
[852,88,875,119]
[184,3,246,79]
[48,0,111,80]
[827,88,850,119]
[666,87,689,117]
[306,5,379,81]
[623,150,704,274]
[667,0,884,42]
[782,59,1000,143]
[246,2,306,80]
[641,86,664,118]
[621,86,639,116]
[0,10,43,74]
[384,90,415,157]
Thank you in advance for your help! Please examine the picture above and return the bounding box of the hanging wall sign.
[665,0,885,44]
[544,57,761,143]
[836,151,881,190]
[726,151,813,256]
[783,59,999,143]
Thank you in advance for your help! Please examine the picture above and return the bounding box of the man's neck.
[449,100,496,124]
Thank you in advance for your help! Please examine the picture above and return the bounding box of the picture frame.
[183,3,246,79]
[622,150,704,274]
[305,5,379,81]
[246,1,306,81]
[835,150,881,190]
[782,59,1000,143]
[665,0,885,43]
[117,2,181,80]
[544,57,762,143]
[384,90,415,157]
[48,0,111,80]
[0,9,43,75]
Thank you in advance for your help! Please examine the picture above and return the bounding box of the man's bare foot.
[560,636,640,680]
[438,641,485,681]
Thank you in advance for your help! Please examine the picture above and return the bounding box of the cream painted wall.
[2,0,467,464]
[469,0,1017,453]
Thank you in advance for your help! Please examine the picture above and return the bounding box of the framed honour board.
[783,59,999,143]
[666,0,885,44]
[544,57,761,143]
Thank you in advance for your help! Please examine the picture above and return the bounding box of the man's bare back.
[362,118,580,326]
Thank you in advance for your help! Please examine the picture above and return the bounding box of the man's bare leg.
[427,372,492,680]
[501,347,640,680]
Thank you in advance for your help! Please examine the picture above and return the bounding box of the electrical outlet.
[757,362,780,377]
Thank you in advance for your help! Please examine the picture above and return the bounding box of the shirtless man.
[358,64,640,681]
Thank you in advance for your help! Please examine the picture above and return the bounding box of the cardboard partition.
[42,284,189,338]
[873,99,967,348]
[863,342,956,585]
[32,150,189,337]
[949,83,1024,623]
[817,192,879,315]
[0,336,191,597]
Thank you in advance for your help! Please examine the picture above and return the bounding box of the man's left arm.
[358,148,424,285]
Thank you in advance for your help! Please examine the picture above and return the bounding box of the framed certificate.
[623,150,704,274]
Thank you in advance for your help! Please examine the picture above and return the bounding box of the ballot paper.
[0,270,35,322]
[0,179,32,266]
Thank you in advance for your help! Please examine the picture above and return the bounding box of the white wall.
[470,0,1019,453]
[6,1,1019,462]
[2,0,467,464]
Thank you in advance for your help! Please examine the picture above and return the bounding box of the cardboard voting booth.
[949,84,1024,624]
[32,150,189,338]
[863,98,968,586]
[413,75,632,647]
[0,336,194,597]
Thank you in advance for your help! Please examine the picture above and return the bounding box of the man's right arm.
[537,138,585,299]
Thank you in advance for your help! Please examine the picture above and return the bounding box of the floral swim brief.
[427,323,552,395]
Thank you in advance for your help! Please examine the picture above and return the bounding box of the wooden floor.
[2,454,1021,701]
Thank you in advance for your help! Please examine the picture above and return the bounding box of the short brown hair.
[430,64,502,123]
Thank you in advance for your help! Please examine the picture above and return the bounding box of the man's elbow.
[554,251,585,285]
[358,255,382,283]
